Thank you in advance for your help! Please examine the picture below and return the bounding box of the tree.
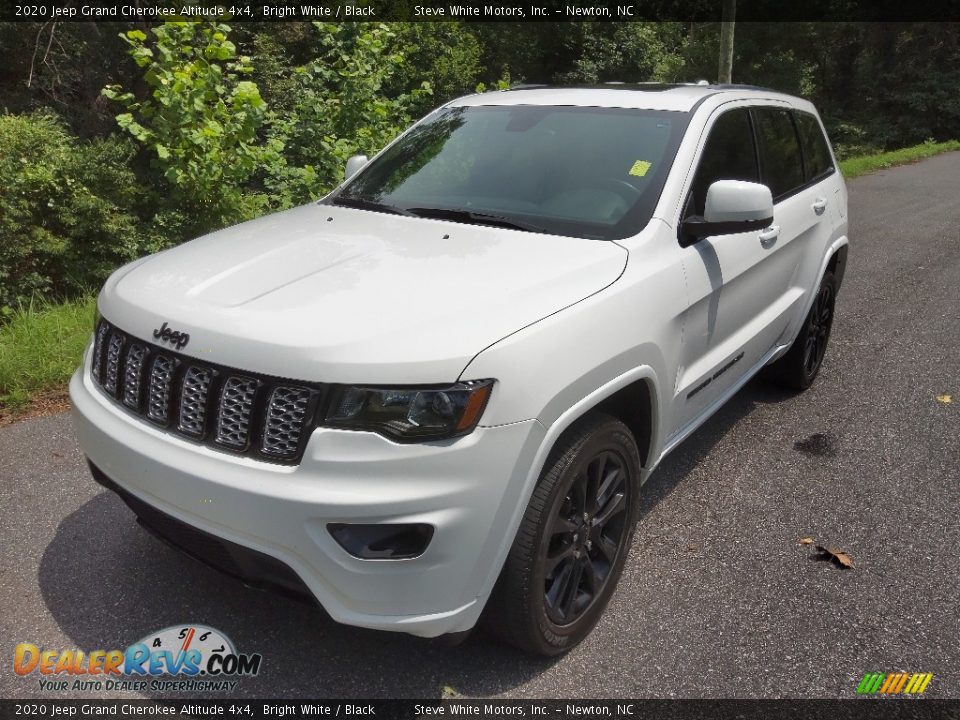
[102,21,273,231]
[262,22,430,206]
[718,0,736,83]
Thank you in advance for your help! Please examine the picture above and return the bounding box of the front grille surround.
[90,319,325,465]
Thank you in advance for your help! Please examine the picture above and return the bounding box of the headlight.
[323,380,494,442]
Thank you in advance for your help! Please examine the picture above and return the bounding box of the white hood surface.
[100,203,627,384]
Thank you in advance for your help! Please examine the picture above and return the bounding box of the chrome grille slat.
[262,386,312,458]
[179,366,214,437]
[122,344,148,409]
[216,377,258,449]
[103,332,124,396]
[90,320,319,465]
[147,355,176,423]
[92,321,109,382]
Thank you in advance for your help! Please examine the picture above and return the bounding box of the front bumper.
[70,354,545,637]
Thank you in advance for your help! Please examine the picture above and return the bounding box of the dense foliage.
[0,20,958,314]
[103,22,273,226]
[0,113,160,315]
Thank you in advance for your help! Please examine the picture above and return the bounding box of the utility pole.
[718,0,736,84]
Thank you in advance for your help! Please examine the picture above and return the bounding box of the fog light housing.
[328,523,434,559]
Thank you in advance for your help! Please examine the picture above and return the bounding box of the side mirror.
[680,180,773,246]
[344,154,369,181]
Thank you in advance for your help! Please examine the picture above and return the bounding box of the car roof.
[448,83,805,113]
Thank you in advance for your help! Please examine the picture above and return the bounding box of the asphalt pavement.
[1,153,958,700]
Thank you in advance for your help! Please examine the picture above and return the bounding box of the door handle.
[759,225,780,246]
[812,197,827,216]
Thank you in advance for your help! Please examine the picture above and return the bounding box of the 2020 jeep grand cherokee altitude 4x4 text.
[72,84,848,656]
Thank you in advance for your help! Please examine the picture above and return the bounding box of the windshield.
[328,104,689,240]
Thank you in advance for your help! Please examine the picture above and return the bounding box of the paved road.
[1,154,958,700]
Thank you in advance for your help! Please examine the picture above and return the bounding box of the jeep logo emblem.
[152,321,190,351]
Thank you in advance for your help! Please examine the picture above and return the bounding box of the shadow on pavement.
[38,491,553,698]
[640,377,796,521]
[38,378,792,698]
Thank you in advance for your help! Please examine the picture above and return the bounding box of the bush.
[0,112,158,317]
[103,22,274,233]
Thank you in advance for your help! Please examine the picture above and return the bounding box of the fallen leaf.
[441,686,460,699]
[815,544,854,569]
[799,537,815,545]
[936,394,952,404]
[686,543,698,551]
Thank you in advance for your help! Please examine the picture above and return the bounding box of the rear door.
[786,110,846,328]
[752,107,839,350]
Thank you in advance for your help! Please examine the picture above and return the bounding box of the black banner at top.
[0,0,959,22]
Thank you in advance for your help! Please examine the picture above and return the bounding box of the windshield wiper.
[406,207,547,234]
[330,196,417,217]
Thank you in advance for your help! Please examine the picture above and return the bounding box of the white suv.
[71,84,848,656]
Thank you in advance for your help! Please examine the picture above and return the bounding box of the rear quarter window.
[794,111,835,182]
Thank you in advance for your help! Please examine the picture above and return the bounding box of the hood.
[99,203,627,384]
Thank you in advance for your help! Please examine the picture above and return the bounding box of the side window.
[752,107,805,200]
[794,111,835,182]
[687,108,759,216]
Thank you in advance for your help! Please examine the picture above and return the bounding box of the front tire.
[766,271,837,391]
[484,413,641,656]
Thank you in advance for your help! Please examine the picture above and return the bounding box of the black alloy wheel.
[803,282,835,379]
[483,413,641,656]
[766,270,838,391]
[543,450,630,625]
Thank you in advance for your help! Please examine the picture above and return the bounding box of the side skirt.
[654,341,791,467]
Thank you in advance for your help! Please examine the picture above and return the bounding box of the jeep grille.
[89,319,323,464]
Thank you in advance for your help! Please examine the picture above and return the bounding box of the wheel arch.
[586,379,655,468]
[538,366,661,475]
[826,242,848,291]
[772,235,849,365]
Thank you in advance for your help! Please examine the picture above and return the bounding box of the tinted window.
[688,108,759,216]
[333,105,689,241]
[794,111,834,181]
[752,108,805,200]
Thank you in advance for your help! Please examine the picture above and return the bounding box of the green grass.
[839,140,960,179]
[0,296,96,413]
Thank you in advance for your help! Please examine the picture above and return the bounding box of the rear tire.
[483,413,641,656]
[766,271,837,391]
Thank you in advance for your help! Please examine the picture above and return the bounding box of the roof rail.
[710,83,777,92]
[498,81,779,94]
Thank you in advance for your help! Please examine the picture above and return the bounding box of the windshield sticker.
[628,160,652,177]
